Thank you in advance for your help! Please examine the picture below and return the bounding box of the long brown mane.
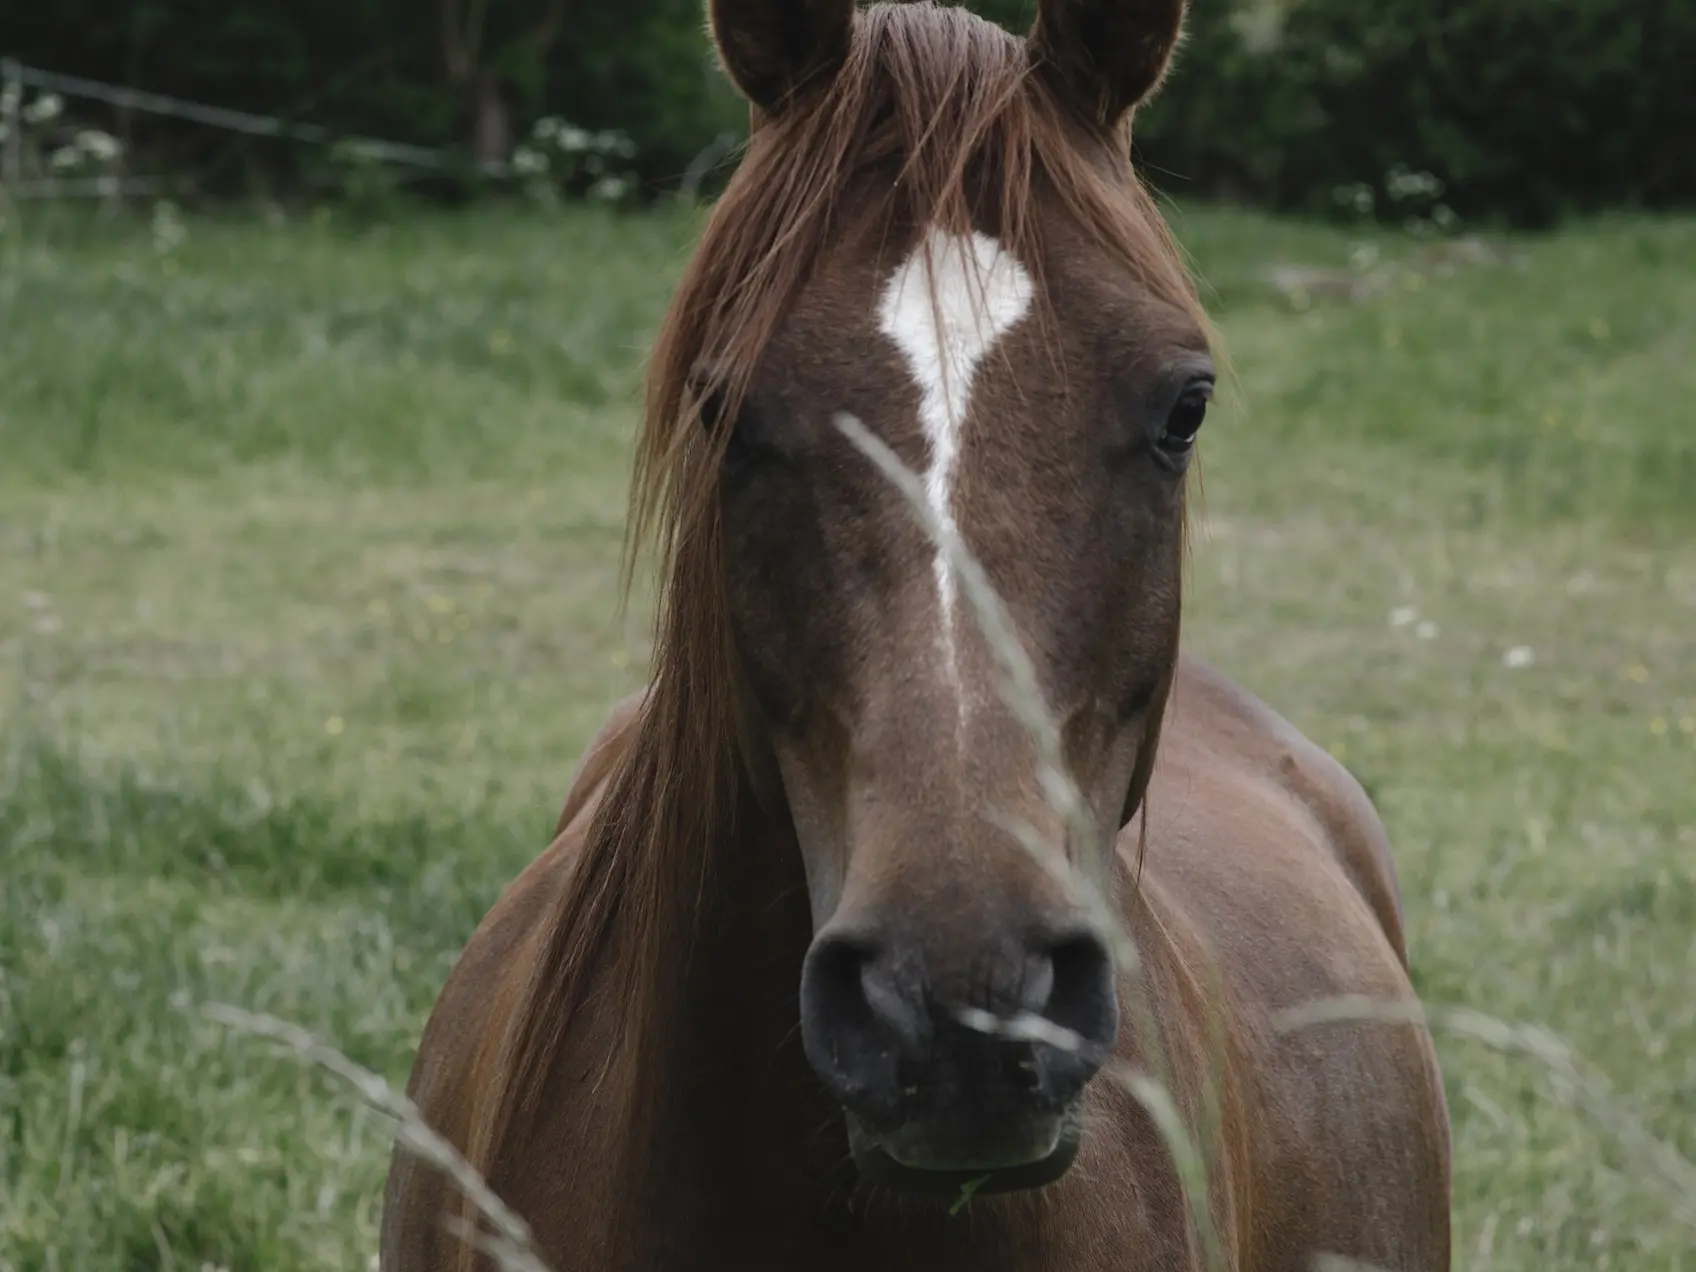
[462,0,1206,1224]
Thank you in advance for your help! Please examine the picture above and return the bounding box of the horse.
[380,2,1453,1268]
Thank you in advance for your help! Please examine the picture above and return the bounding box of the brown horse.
[381,2,1452,1269]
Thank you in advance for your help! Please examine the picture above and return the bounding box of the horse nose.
[798,921,1118,1125]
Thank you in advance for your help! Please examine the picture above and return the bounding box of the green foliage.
[0,0,744,194]
[547,0,746,186]
[1138,0,1696,226]
[4,1,1690,219]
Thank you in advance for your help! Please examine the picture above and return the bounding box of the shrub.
[2,0,1690,222]
[0,0,743,198]
[1137,0,1696,226]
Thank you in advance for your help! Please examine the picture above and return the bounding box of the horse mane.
[456,2,1205,1250]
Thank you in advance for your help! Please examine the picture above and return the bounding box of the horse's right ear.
[1029,0,1188,129]
[710,0,856,115]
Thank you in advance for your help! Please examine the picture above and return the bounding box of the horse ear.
[709,0,856,114]
[1028,0,1188,128]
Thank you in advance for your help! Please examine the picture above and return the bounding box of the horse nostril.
[799,929,924,1121]
[1002,1041,1043,1091]
[1036,930,1118,1081]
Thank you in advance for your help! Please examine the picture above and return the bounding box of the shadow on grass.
[0,730,541,908]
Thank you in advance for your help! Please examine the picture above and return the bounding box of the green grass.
[2,199,1694,1270]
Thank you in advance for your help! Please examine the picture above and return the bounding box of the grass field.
[2,198,1693,1270]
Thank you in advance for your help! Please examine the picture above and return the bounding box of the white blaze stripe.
[877,229,1034,689]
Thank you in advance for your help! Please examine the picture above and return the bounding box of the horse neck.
[608,777,835,1205]
[669,789,813,1053]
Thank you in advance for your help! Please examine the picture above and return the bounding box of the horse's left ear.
[710,0,856,115]
[1028,0,1189,129]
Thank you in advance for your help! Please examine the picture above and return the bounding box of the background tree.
[439,0,569,166]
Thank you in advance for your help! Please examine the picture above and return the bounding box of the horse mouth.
[844,1108,1082,1196]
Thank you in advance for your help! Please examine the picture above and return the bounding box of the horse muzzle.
[798,919,1117,1194]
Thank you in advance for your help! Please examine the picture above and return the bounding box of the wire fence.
[0,56,491,200]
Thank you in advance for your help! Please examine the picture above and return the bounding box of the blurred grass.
[1,201,1693,1270]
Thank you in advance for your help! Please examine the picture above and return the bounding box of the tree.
[438,0,569,166]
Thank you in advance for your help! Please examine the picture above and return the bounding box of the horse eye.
[695,383,728,435]
[1157,380,1212,460]
[692,384,748,464]
[706,393,779,478]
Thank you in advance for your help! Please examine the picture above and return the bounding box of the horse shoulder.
[551,690,647,838]
[1150,659,1450,1269]
[1166,655,1410,964]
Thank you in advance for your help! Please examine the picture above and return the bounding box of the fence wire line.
[1,58,738,203]
[0,56,489,178]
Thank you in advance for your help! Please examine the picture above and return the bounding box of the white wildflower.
[1386,164,1444,202]
[1503,646,1535,669]
[75,129,123,162]
[1333,182,1374,216]
[511,145,548,176]
[151,199,188,254]
[1389,606,1418,628]
[591,129,635,158]
[590,174,631,203]
[22,92,62,124]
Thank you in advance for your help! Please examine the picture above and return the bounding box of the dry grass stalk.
[202,1003,557,1272]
